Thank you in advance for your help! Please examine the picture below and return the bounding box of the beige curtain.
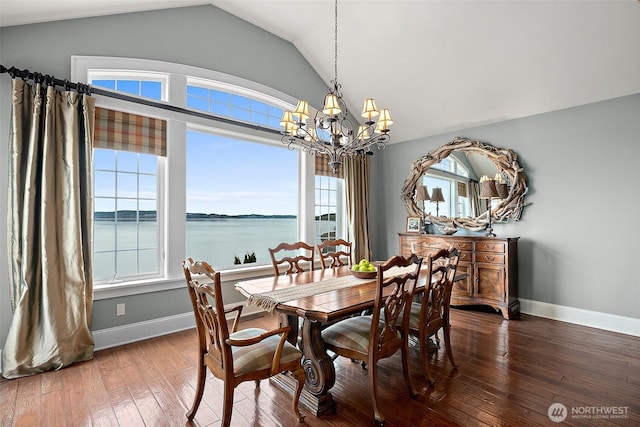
[344,155,372,262]
[468,180,481,217]
[2,79,95,379]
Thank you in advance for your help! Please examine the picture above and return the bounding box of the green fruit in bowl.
[352,265,361,271]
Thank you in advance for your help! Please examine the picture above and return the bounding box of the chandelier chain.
[334,0,338,82]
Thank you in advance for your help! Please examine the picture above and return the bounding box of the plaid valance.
[94,107,166,156]
[315,154,344,178]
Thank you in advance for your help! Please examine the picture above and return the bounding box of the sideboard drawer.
[458,251,472,262]
[475,252,505,264]
[475,241,505,253]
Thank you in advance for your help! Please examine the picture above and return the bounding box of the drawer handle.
[485,255,495,261]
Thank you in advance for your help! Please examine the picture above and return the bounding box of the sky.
[185,130,298,216]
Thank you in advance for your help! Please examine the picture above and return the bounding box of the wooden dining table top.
[235,265,466,324]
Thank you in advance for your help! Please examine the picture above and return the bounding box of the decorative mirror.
[400,136,529,232]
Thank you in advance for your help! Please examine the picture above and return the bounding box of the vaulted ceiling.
[2,0,639,143]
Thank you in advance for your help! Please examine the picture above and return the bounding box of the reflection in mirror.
[401,137,529,232]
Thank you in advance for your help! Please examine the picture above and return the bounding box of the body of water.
[94,218,337,280]
[186,218,297,268]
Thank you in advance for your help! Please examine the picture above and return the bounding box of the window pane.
[116,223,138,251]
[92,80,116,90]
[116,80,140,96]
[94,222,116,252]
[138,249,157,274]
[117,151,138,172]
[187,85,208,97]
[185,130,297,269]
[93,252,115,281]
[94,148,116,169]
[187,96,208,112]
[139,222,157,249]
[117,250,138,276]
[94,171,115,197]
[138,154,156,174]
[141,81,162,100]
[117,173,138,198]
[139,175,157,198]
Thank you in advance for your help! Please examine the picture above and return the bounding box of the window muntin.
[315,175,344,248]
[187,81,284,130]
[93,149,159,281]
[89,70,168,102]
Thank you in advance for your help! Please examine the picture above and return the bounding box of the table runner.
[236,265,416,314]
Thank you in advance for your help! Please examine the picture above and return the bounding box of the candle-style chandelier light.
[280,0,392,174]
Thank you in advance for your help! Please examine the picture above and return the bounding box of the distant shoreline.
[94,211,298,221]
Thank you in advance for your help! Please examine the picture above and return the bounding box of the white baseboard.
[92,304,265,351]
[520,299,640,337]
[92,300,639,352]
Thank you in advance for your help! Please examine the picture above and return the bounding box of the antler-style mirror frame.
[400,136,529,232]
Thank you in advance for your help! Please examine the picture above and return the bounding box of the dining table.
[234,264,466,416]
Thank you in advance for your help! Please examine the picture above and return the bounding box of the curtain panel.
[344,155,372,262]
[2,79,95,379]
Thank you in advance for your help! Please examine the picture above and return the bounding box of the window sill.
[94,263,275,300]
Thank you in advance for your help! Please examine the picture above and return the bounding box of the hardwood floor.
[1,308,638,426]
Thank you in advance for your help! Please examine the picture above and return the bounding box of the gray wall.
[371,93,640,318]
[0,5,329,349]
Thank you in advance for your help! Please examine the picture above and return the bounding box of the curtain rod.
[0,64,281,136]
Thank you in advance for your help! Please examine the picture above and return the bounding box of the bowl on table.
[349,269,377,279]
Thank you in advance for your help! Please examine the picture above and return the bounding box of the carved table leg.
[270,315,337,416]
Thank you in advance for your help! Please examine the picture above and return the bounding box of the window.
[185,130,298,270]
[91,77,166,283]
[74,56,323,291]
[423,156,471,218]
[93,150,159,281]
[315,175,346,248]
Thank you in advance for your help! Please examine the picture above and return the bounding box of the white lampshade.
[361,98,379,123]
[374,108,393,133]
[293,100,310,121]
[358,125,371,140]
[322,93,341,116]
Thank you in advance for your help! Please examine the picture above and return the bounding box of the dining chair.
[182,258,306,426]
[268,241,315,275]
[317,238,353,269]
[321,254,422,425]
[402,247,460,386]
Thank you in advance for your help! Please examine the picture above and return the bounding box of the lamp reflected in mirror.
[479,175,499,237]
[416,185,430,233]
[430,187,445,217]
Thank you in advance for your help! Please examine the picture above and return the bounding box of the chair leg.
[291,368,306,422]
[368,359,385,425]
[401,337,418,398]
[419,333,435,386]
[222,380,235,427]
[186,356,206,420]
[443,324,458,369]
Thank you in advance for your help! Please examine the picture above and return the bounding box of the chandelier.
[280,0,392,174]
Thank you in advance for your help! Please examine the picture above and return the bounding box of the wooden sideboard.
[399,233,520,319]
